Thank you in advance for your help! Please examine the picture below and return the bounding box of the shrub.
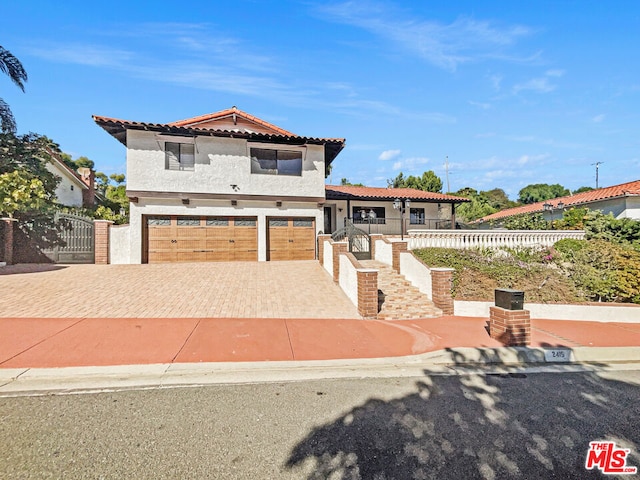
[554,239,640,303]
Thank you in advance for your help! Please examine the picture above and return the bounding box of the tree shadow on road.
[286,349,640,479]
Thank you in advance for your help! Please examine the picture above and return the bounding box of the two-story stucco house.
[93,107,345,263]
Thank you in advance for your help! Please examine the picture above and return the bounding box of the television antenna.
[591,162,604,189]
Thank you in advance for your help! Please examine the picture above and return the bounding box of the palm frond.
[0,46,28,92]
[0,97,17,133]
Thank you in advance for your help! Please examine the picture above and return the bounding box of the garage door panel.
[267,217,315,261]
[147,215,257,263]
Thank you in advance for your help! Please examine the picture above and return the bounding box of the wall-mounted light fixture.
[231,200,238,206]
[276,201,282,207]
[182,198,190,205]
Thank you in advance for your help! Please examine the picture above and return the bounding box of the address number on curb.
[544,349,572,362]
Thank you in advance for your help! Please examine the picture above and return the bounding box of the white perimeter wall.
[339,254,359,308]
[455,300,640,323]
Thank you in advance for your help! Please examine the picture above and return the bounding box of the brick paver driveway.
[0,261,361,319]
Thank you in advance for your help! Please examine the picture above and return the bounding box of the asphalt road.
[1,369,639,479]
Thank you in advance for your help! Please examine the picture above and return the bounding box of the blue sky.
[3,1,640,198]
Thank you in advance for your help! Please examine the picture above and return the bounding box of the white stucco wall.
[323,239,334,275]
[126,131,326,198]
[374,238,393,265]
[109,224,131,264]
[339,254,359,308]
[399,252,432,298]
[47,163,85,207]
[454,300,640,323]
[127,198,323,263]
[622,197,640,219]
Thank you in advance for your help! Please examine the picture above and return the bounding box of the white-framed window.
[410,208,425,225]
[353,206,385,224]
[165,142,195,171]
[250,147,303,176]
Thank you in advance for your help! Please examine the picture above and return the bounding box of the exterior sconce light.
[405,198,411,209]
[543,203,553,211]
[393,198,401,210]
[181,198,190,205]
[557,201,565,210]
[276,201,282,207]
[231,200,238,206]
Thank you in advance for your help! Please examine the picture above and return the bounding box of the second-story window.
[250,148,302,176]
[165,142,195,171]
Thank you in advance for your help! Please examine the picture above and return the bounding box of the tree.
[340,178,364,187]
[390,170,443,193]
[482,188,517,210]
[451,187,497,222]
[574,186,594,194]
[0,46,28,133]
[518,183,569,204]
[0,132,63,247]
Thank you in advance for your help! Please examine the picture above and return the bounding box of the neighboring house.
[324,185,469,235]
[46,154,96,208]
[477,179,640,226]
[93,107,345,263]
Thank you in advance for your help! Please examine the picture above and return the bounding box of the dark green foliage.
[0,45,28,133]
[553,239,640,303]
[502,213,550,230]
[518,183,569,204]
[390,170,443,193]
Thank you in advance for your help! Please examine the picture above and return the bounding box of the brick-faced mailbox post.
[489,288,530,346]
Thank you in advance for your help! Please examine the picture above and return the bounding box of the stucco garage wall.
[127,198,322,263]
[109,224,130,264]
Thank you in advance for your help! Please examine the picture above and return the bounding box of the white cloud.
[513,77,556,94]
[27,44,133,67]
[469,100,492,110]
[592,114,605,123]
[379,149,401,161]
[545,69,565,77]
[320,3,534,71]
[391,156,430,172]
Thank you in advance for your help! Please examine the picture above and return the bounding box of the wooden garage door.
[146,216,257,263]
[268,217,316,261]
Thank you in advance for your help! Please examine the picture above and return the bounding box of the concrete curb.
[1,346,639,396]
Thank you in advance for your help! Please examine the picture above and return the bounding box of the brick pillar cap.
[356,268,378,273]
[431,267,455,272]
[94,219,115,224]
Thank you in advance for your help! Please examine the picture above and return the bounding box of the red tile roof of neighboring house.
[325,185,470,203]
[169,106,297,137]
[479,179,640,222]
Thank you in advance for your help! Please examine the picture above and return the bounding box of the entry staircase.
[359,260,442,320]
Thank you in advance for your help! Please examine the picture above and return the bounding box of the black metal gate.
[44,212,95,263]
[331,220,371,260]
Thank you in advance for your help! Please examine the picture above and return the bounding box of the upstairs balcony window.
[165,142,195,171]
[250,148,302,176]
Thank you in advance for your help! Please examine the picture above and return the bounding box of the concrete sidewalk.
[2,316,640,369]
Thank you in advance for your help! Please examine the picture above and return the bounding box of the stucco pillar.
[431,267,455,315]
[94,220,114,265]
[369,234,383,261]
[489,306,531,346]
[391,241,408,273]
[317,234,331,265]
[1,218,18,265]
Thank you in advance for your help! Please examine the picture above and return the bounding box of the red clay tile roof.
[92,113,345,167]
[169,106,297,137]
[325,185,470,203]
[479,179,640,222]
